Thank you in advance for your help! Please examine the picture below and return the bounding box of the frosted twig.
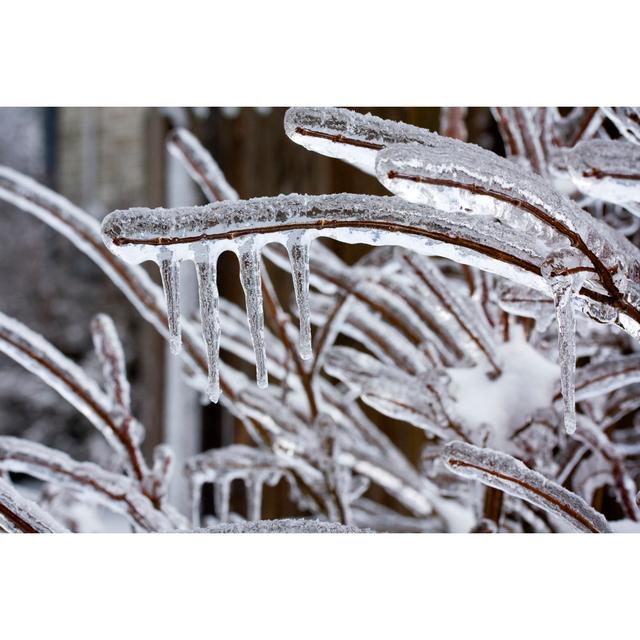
[0,477,68,533]
[572,416,639,521]
[442,441,611,532]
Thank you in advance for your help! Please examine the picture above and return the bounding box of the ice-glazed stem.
[287,233,313,360]
[553,280,577,434]
[0,476,68,533]
[159,250,182,355]
[195,256,221,402]
[442,441,611,533]
[238,242,268,388]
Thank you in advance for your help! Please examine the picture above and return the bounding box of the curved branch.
[442,441,611,533]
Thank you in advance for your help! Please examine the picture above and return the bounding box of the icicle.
[238,241,268,388]
[287,232,313,360]
[158,250,181,355]
[245,477,264,522]
[556,280,578,434]
[195,253,221,402]
[541,250,588,435]
[190,478,203,528]
[213,479,231,523]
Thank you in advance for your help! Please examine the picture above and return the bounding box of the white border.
[1,3,639,637]
[1,534,637,638]
[1,1,638,105]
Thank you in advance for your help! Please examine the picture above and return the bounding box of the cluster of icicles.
[101,108,640,435]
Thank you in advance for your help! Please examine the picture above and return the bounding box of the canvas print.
[1,106,639,533]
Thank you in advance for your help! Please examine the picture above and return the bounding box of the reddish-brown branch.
[447,457,602,533]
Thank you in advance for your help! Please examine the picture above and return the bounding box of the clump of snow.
[447,326,559,447]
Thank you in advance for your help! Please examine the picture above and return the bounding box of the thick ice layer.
[200,518,367,533]
[602,107,640,145]
[91,313,131,411]
[325,346,469,441]
[442,441,611,533]
[573,353,640,402]
[376,140,640,278]
[398,250,501,375]
[284,107,438,175]
[567,139,640,208]
[0,477,68,533]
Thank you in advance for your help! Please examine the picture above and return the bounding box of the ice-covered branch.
[0,477,68,533]
[325,346,470,442]
[0,311,137,466]
[101,193,562,388]
[572,416,639,521]
[442,441,611,532]
[284,107,437,175]
[570,353,640,402]
[567,139,640,214]
[602,107,640,145]
[0,437,174,532]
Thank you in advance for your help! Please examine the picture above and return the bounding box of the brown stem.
[447,457,602,533]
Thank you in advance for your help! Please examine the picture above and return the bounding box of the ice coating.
[602,107,640,145]
[573,353,640,402]
[101,192,562,391]
[284,107,437,175]
[397,250,500,375]
[0,310,129,457]
[573,415,640,521]
[200,518,367,533]
[442,441,611,533]
[376,140,640,341]
[0,437,173,532]
[311,293,433,375]
[0,477,68,533]
[287,232,313,360]
[325,346,469,441]
[91,313,131,411]
[495,281,555,330]
[185,445,315,524]
[566,139,640,208]
[0,165,211,396]
[167,127,239,202]
[376,139,637,272]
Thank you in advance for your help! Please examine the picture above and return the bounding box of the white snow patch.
[447,327,559,447]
